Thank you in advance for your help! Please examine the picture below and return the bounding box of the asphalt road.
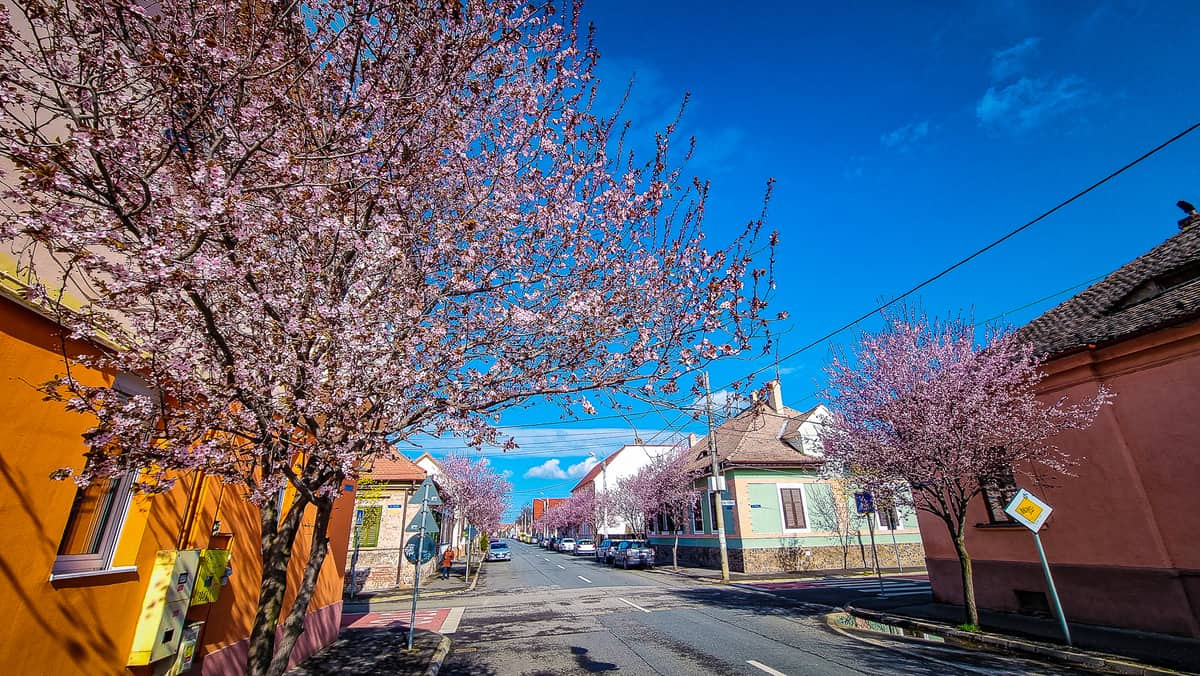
[372,540,1099,676]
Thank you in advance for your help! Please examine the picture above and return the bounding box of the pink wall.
[920,321,1200,636]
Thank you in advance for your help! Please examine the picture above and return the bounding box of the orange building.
[0,257,355,673]
[918,207,1200,637]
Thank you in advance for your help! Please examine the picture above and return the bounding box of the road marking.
[441,607,465,635]
[618,597,651,613]
[543,557,550,562]
[577,575,592,583]
[557,564,565,569]
[747,660,787,676]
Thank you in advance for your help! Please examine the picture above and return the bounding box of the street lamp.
[588,451,609,541]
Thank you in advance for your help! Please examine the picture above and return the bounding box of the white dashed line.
[747,660,787,676]
[557,564,565,569]
[617,597,651,613]
[577,576,592,583]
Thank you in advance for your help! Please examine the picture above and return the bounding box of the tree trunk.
[672,532,679,570]
[952,533,979,626]
[246,493,305,676]
[264,497,334,676]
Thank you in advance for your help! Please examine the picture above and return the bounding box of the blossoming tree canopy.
[819,307,1111,625]
[0,1,775,673]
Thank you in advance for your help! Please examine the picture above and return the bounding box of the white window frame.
[51,471,137,577]
[875,503,904,531]
[776,483,813,534]
[51,373,149,579]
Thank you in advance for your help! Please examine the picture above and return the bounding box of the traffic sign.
[409,477,442,506]
[1004,488,1053,532]
[854,491,875,515]
[405,504,440,534]
[403,534,436,565]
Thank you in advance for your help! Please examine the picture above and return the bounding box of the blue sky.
[402,1,1200,522]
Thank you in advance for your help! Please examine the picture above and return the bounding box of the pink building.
[919,205,1200,637]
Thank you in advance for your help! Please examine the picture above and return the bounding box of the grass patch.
[956,623,982,633]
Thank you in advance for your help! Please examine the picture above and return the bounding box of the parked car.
[611,540,654,569]
[596,538,618,564]
[574,539,596,556]
[485,542,511,562]
[556,538,576,553]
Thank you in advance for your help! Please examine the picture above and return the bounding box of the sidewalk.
[649,560,923,585]
[346,558,484,608]
[287,628,449,676]
[848,596,1200,674]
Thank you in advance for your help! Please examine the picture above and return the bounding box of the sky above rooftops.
[402,1,1200,523]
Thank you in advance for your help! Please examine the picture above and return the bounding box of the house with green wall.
[647,382,926,574]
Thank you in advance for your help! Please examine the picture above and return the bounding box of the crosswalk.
[341,607,465,634]
[747,575,930,596]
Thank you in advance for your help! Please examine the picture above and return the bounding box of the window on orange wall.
[52,373,150,577]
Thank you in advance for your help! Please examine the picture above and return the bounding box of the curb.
[423,635,453,676]
[842,607,1184,676]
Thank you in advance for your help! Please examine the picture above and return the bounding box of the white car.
[485,542,511,561]
[556,538,576,553]
[574,539,596,556]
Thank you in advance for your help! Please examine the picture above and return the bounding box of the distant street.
[355,540,1098,675]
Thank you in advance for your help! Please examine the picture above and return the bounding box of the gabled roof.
[413,452,441,474]
[1017,217,1200,357]
[366,451,426,483]
[688,399,824,472]
[570,447,623,494]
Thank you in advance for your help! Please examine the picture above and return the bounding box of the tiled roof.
[366,452,426,483]
[1017,218,1200,357]
[688,403,824,472]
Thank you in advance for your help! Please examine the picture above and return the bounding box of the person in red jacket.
[439,548,455,580]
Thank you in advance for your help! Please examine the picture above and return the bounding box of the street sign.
[1004,488,1053,532]
[720,499,736,507]
[854,491,875,515]
[405,504,440,534]
[409,477,443,506]
[403,534,436,565]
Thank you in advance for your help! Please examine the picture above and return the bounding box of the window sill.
[973,522,1025,531]
[50,565,139,582]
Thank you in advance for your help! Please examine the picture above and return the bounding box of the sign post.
[1004,488,1071,646]
[405,478,442,650]
[855,491,885,596]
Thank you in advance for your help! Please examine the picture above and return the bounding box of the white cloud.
[990,37,1041,82]
[976,76,1089,132]
[500,469,513,479]
[524,459,568,480]
[566,457,600,479]
[879,120,930,150]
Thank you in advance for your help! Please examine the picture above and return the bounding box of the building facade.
[649,383,925,574]
[570,444,677,539]
[918,207,1200,638]
[348,453,437,593]
[0,254,354,674]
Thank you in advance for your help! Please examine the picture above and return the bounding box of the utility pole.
[703,372,730,582]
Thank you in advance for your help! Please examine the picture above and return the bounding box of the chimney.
[1178,199,1200,231]
[767,380,784,412]
[687,432,699,449]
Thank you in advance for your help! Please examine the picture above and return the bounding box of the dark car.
[612,540,654,569]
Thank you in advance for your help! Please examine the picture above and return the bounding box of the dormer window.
[1110,260,1200,313]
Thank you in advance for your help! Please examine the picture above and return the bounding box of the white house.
[570,443,676,538]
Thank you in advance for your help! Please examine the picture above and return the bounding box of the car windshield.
[578,540,593,545]
[561,538,574,543]
[490,543,508,550]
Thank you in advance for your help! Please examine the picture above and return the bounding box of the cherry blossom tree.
[436,453,511,583]
[0,1,776,673]
[626,443,699,568]
[819,307,1112,626]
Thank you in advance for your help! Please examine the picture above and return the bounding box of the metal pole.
[407,497,427,651]
[1033,531,1072,646]
[867,512,884,596]
[889,525,903,573]
[703,372,730,582]
[349,516,361,600]
[601,458,609,541]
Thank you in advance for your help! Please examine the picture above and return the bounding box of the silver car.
[485,542,511,561]
[556,538,576,553]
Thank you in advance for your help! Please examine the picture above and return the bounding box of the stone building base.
[662,542,927,575]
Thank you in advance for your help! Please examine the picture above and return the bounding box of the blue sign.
[854,491,875,515]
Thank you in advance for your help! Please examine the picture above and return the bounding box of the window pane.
[58,477,121,556]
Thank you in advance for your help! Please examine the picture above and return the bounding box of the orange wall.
[0,296,354,674]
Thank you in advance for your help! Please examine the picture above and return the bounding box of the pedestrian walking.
[439,548,455,580]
